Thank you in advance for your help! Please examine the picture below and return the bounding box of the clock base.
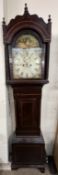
[11,163,45,173]
[9,132,46,172]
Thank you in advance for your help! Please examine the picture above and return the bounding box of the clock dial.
[11,34,45,79]
[12,48,42,79]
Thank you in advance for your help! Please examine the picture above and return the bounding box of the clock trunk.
[14,86,41,135]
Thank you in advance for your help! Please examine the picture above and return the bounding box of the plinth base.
[9,133,46,172]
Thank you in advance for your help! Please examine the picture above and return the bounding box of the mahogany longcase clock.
[3,4,51,172]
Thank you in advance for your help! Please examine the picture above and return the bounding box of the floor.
[0,167,51,175]
[0,165,57,175]
[0,157,57,175]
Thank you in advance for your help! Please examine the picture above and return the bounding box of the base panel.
[9,133,46,172]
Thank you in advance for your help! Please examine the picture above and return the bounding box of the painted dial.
[11,34,45,79]
[12,48,42,79]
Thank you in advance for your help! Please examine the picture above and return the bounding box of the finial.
[24,3,29,15]
[48,15,51,23]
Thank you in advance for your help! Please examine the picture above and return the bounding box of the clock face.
[12,48,42,78]
[10,34,45,79]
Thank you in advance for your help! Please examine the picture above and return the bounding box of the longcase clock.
[3,4,51,172]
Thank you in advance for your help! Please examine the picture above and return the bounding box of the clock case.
[3,4,51,172]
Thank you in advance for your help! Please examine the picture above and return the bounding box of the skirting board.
[0,163,11,170]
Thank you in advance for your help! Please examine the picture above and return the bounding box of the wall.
[0,0,9,165]
[0,0,58,166]
[4,0,58,35]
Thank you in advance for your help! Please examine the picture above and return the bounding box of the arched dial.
[12,34,45,79]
